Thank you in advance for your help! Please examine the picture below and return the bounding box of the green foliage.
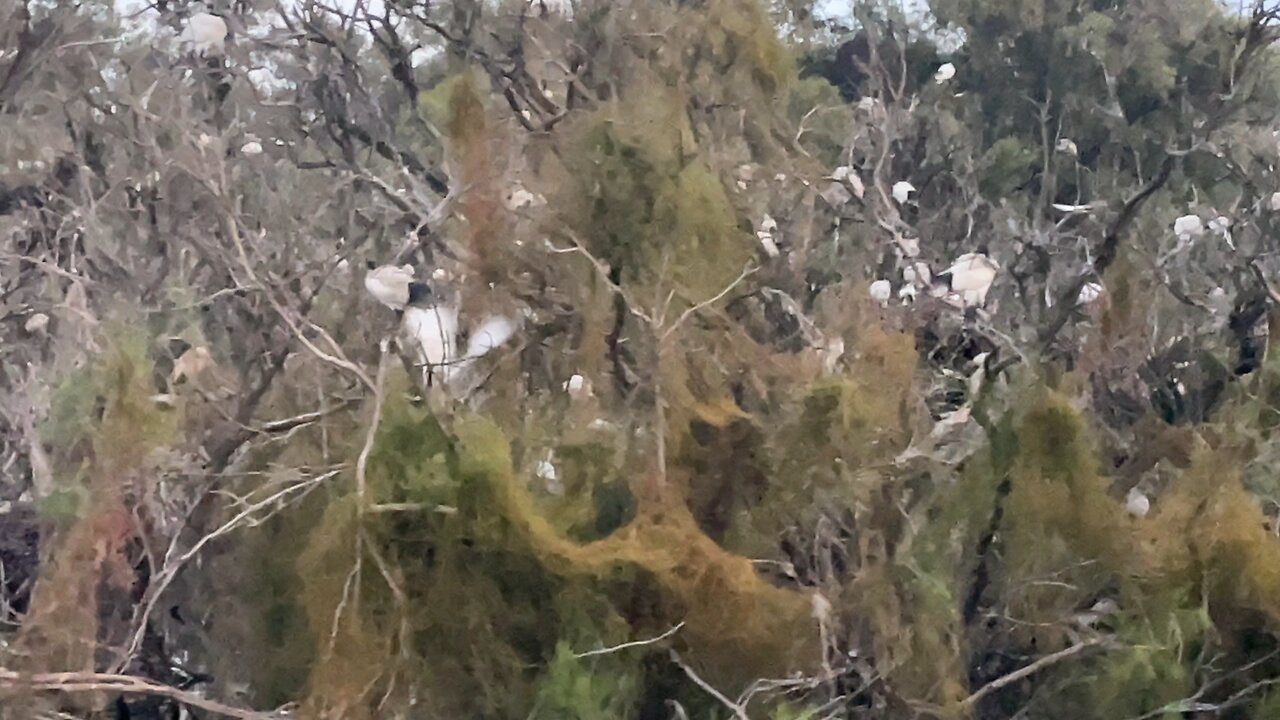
[558,97,752,300]
[366,394,456,506]
[41,364,98,451]
[419,71,487,128]
[34,487,86,523]
[979,136,1038,198]
[786,76,853,162]
[532,641,641,719]
[697,0,796,94]
[18,0,1280,717]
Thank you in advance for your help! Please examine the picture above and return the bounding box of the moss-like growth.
[12,328,180,709]
[297,399,821,716]
[557,97,753,302]
[1000,390,1131,648]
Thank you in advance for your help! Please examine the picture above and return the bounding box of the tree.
[5,0,1280,718]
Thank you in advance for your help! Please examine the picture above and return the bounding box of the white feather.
[1125,489,1150,519]
[892,181,915,204]
[869,279,892,305]
[364,264,414,310]
[462,314,518,361]
[403,305,458,384]
[1078,282,1104,305]
[179,13,228,55]
[943,253,999,307]
[1173,214,1204,241]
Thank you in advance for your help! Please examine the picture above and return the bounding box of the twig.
[573,622,685,659]
[549,233,655,325]
[368,502,457,514]
[117,470,340,667]
[659,264,757,343]
[1039,151,1177,351]
[220,216,374,393]
[954,639,1107,712]
[670,650,750,720]
[258,401,356,434]
[0,668,283,719]
[354,342,390,506]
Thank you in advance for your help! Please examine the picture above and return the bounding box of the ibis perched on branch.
[934,249,999,309]
[178,10,228,56]
[365,262,519,391]
[364,262,426,311]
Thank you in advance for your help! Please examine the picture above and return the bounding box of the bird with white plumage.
[1125,488,1150,519]
[936,250,999,308]
[892,181,915,204]
[364,262,421,310]
[869,279,892,306]
[178,11,228,56]
[1173,214,1204,242]
[1077,282,1104,305]
[402,298,459,387]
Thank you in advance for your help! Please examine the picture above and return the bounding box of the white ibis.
[459,314,519,366]
[1078,282,1104,305]
[364,262,420,310]
[757,214,780,257]
[892,181,915,204]
[401,290,459,388]
[903,262,928,285]
[1173,214,1204,242]
[933,63,956,84]
[24,313,49,335]
[505,186,546,210]
[1208,215,1233,248]
[563,374,592,398]
[1270,191,1280,212]
[1055,138,1078,156]
[938,251,999,308]
[178,12,228,56]
[1125,488,1150,519]
[869,279,892,305]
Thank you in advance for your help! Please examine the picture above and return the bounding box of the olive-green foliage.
[10,327,180,697]
[786,77,852,163]
[696,0,795,94]
[292,391,821,716]
[979,137,1038,198]
[419,71,485,128]
[532,638,641,719]
[242,499,322,708]
[35,325,179,520]
[558,98,753,300]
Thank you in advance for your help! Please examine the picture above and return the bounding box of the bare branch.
[573,622,685,659]
[670,650,750,720]
[0,668,286,719]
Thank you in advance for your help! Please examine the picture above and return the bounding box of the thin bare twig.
[955,639,1108,712]
[354,341,390,506]
[670,650,750,720]
[117,470,340,668]
[0,668,284,719]
[573,622,686,659]
[659,264,757,343]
